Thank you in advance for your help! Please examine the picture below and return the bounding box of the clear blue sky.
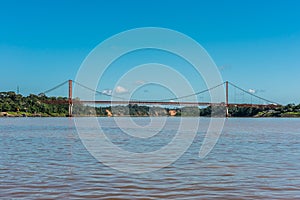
[0,0,300,104]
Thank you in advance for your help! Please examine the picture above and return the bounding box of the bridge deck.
[42,100,280,108]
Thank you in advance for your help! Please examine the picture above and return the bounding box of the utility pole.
[68,80,73,117]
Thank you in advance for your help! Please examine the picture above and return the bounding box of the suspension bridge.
[39,80,280,117]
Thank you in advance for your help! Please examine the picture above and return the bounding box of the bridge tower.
[225,81,229,117]
[68,80,73,117]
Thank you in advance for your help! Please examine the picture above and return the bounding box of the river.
[0,118,299,199]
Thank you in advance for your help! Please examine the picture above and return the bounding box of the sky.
[0,0,300,104]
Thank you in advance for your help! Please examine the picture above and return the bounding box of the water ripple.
[0,118,300,199]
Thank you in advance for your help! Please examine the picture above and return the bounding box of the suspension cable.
[228,82,280,105]
[41,80,280,106]
[73,81,226,102]
[73,81,128,100]
[41,80,69,95]
[153,82,226,102]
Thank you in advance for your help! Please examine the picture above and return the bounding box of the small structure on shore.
[105,109,113,117]
[169,110,177,116]
[0,112,8,117]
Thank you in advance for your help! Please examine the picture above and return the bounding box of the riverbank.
[0,112,67,117]
[1,111,300,118]
[1,91,300,118]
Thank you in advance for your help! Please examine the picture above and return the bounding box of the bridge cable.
[40,80,69,95]
[72,81,129,100]
[228,82,280,105]
[152,82,226,102]
[73,80,226,102]
[40,80,281,106]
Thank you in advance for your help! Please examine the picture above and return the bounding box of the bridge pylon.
[225,81,229,117]
[68,80,73,117]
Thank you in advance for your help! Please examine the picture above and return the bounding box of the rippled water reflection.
[0,118,299,199]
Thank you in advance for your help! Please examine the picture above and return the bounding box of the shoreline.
[1,112,300,118]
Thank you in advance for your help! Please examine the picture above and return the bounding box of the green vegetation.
[1,91,300,117]
[253,104,300,117]
[0,92,69,117]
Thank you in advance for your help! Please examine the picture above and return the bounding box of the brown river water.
[0,117,299,199]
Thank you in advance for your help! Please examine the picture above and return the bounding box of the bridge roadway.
[43,100,280,108]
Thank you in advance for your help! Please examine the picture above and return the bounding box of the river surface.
[0,117,299,199]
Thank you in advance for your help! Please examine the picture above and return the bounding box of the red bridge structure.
[40,80,281,117]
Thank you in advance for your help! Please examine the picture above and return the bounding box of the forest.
[1,91,300,117]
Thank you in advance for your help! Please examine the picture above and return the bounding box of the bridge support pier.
[68,80,73,117]
[225,81,229,118]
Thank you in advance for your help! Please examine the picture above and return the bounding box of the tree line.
[0,91,300,117]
